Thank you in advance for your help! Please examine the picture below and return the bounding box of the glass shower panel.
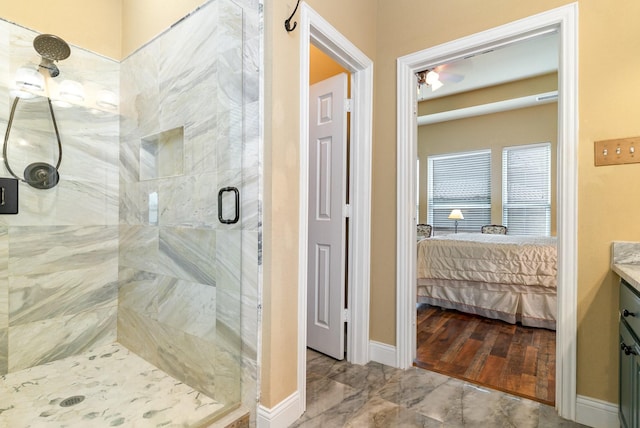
[212,0,245,409]
[118,0,244,417]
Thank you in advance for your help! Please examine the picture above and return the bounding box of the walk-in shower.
[3,34,70,189]
[0,0,260,425]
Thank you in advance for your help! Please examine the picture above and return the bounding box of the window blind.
[502,143,551,236]
[427,150,491,233]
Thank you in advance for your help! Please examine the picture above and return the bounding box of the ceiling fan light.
[431,79,444,91]
[425,70,440,85]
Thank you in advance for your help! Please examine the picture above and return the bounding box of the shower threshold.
[0,342,227,427]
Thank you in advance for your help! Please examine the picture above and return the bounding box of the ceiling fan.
[416,62,468,92]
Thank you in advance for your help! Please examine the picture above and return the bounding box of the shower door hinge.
[345,98,352,113]
[342,308,350,323]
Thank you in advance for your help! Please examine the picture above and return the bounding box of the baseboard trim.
[369,340,398,367]
[575,395,618,428]
[256,391,301,428]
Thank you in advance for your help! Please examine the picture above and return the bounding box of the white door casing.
[307,73,348,360]
[296,1,374,420]
[396,3,578,421]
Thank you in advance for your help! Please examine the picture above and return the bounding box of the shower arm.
[3,96,63,182]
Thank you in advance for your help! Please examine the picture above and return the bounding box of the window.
[502,143,551,236]
[427,150,491,233]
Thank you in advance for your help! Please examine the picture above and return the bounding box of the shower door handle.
[218,187,240,224]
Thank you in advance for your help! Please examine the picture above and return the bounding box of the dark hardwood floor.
[414,303,556,405]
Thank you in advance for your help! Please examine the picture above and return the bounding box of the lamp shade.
[448,209,464,220]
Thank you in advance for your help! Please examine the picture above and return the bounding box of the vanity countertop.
[611,241,640,293]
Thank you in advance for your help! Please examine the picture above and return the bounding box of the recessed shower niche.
[139,127,184,180]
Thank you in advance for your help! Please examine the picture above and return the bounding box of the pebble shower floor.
[0,343,225,427]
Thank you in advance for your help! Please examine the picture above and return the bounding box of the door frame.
[297,1,373,414]
[395,3,578,421]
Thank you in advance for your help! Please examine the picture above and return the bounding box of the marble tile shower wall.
[0,20,120,375]
[119,0,261,412]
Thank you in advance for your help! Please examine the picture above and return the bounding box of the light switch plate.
[594,137,640,166]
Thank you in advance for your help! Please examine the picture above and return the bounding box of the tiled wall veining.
[0,20,120,374]
[118,0,260,416]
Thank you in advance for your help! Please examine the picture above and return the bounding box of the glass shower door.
[118,0,246,419]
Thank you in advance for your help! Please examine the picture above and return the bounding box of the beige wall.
[0,0,211,60]
[419,73,558,115]
[0,0,122,59]
[418,74,559,233]
[418,103,558,234]
[120,0,207,58]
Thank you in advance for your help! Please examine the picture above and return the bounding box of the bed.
[417,233,557,330]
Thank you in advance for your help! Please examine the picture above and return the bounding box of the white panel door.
[307,73,348,360]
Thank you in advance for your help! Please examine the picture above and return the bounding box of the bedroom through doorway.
[413,31,559,405]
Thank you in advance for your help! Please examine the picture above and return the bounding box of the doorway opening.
[396,4,578,420]
[297,2,373,417]
[413,32,559,405]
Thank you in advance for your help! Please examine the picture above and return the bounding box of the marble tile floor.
[0,342,229,427]
[291,349,588,427]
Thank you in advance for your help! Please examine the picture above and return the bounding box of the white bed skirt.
[417,278,557,330]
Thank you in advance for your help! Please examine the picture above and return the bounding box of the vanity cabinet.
[620,279,640,428]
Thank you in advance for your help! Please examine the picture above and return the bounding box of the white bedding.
[417,233,557,288]
[417,233,558,330]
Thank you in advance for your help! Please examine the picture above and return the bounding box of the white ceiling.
[417,32,559,102]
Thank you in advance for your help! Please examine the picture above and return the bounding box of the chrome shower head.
[33,34,70,77]
[34,34,70,61]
